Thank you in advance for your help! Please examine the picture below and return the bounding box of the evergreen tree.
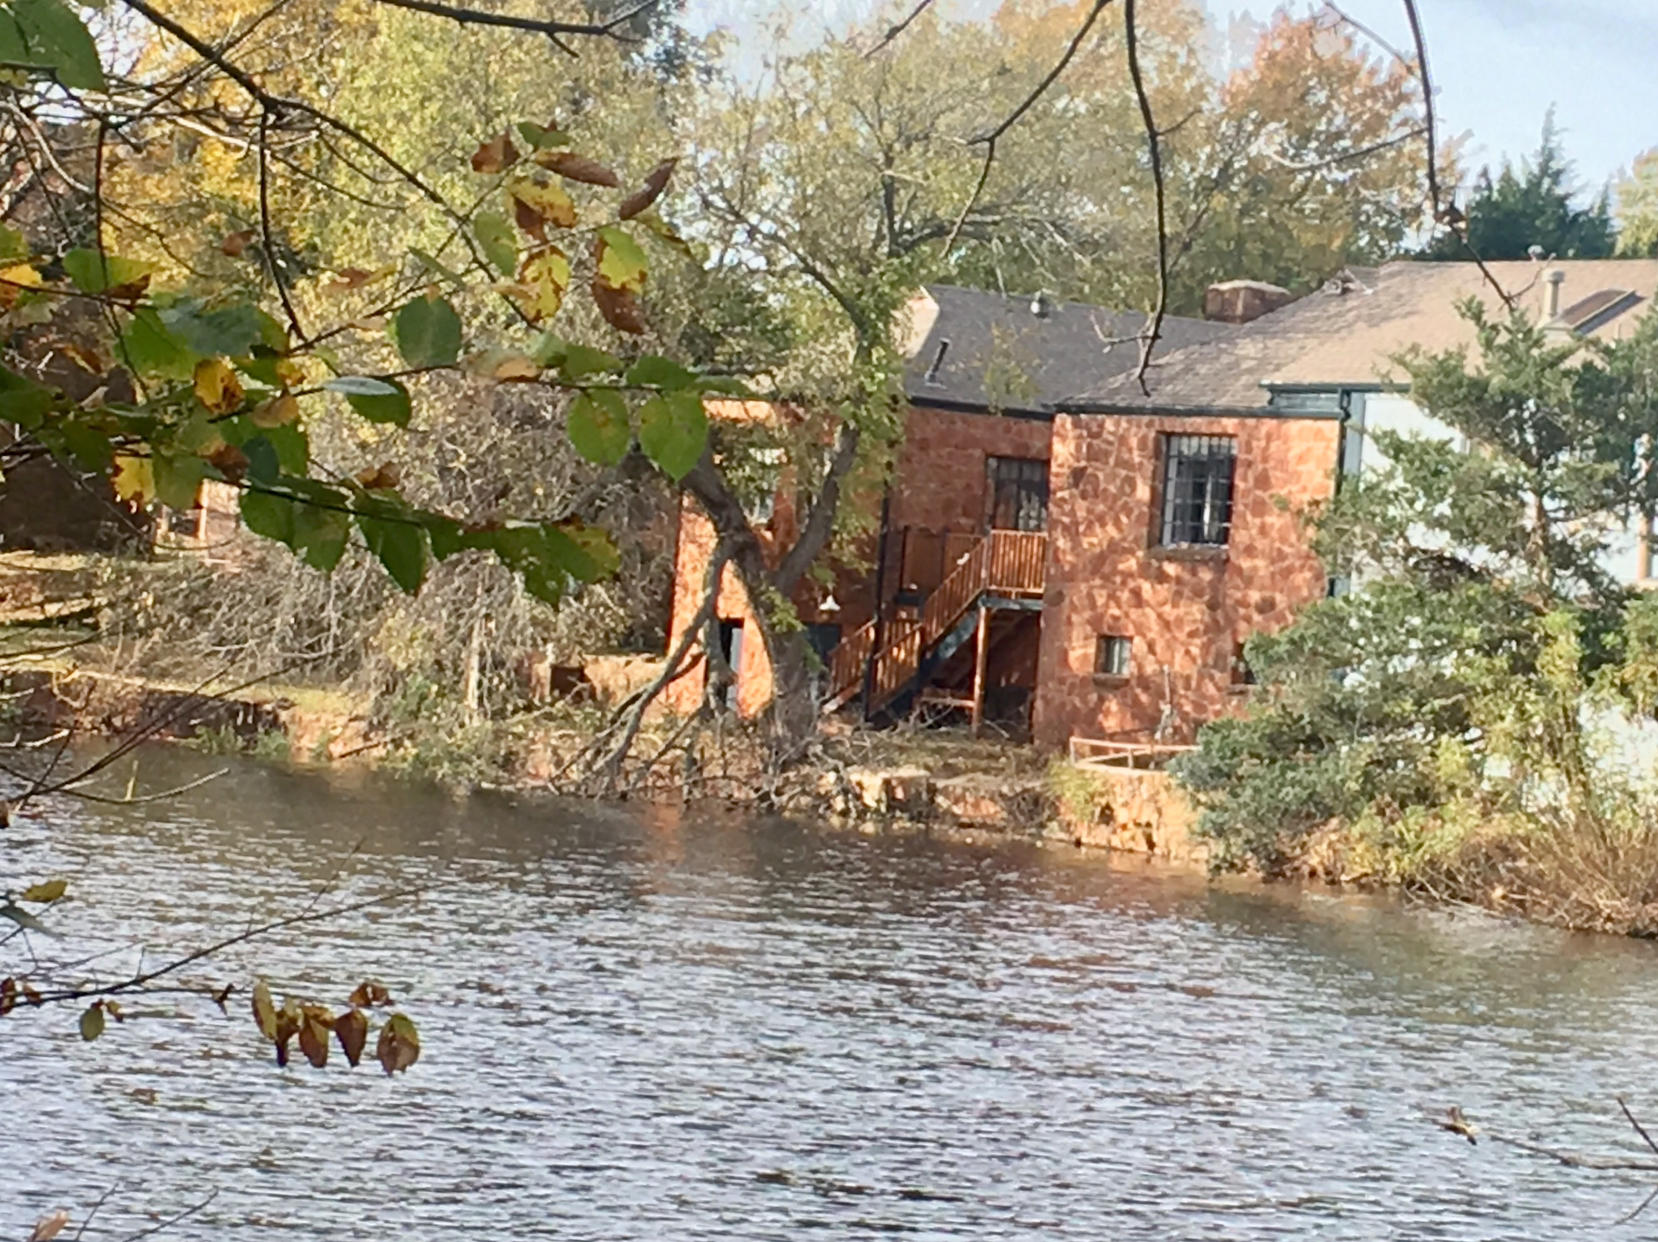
[1422,110,1615,261]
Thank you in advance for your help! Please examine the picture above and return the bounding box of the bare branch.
[258,109,306,343]
[368,0,658,48]
[1398,0,1515,310]
[1123,0,1167,392]
[942,0,1111,256]
[864,0,935,58]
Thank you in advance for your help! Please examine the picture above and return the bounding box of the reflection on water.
[5,749,1658,1239]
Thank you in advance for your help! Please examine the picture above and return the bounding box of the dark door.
[986,456,1049,531]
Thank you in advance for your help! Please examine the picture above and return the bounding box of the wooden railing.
[1068,737,1196,771]
[823,529,1046,711]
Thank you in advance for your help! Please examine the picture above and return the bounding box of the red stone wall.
[888,405,1053,533]
[1030,411,1339,749]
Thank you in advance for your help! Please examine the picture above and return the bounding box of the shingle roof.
[902,284,1234,416]
[1069,260,1658,413]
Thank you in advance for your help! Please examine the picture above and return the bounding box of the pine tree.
[1422,110,1615,261]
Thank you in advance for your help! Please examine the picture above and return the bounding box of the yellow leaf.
[594,228,648,293]
[274,358,306,388]
[507,176,577,240]
[112,454,154,505]
[250,390,299,428]
[27,1210,70,1242]
[507,246,570,323]
[193,359,244,415]
[251,978,278,1041]
[376,1012,420,1075]
[20,879,66,903]
[0,263,41,311]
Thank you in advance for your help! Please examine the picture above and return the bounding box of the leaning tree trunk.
[682,422,863,769]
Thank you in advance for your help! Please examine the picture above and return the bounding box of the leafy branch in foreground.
[0,0,733,613]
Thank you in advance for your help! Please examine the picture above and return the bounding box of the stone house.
[667,262,1658,750]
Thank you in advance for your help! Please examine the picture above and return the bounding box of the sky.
[681,0,1658,205]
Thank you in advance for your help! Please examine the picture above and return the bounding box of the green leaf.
[160,302,264,357]
[638,390,707,481]
[409,248,465,290]
[391,295,462,368]
[20,878,65,903]
[323,375,395,397]
[355,498,428,593]
[566,391,631,465]
[241,434,280,485]
[0,365,54,430]
[0,223,25,264]
[292,499,349,571]
[152,452,207,511]
[624,355,696,390]
[344,378,411,427]
[240,488,296,544]
[10,0,105,89]
[516,122,571,150]
[531,334,620,378]
[252,424,308,475]
[0,900,45,932]
[119,309,197,380]
[79,1003,104,1042]
[61,421,111,472]
[61,249,150,294]
[473,210,517,278]
[595,226,648,292]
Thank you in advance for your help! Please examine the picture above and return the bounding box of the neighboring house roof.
[902,284,1234,416]
[1069,259,1658,414]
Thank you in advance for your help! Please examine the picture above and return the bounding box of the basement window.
[1159,434,1236,547]
[1094,635,1132,678]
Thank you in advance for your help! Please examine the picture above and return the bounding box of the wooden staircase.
[823,529,1046,718]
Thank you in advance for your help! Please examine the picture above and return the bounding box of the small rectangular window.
[1095,635,1132,677]
[1231,640,1257,687]
[1159,434,1237,547]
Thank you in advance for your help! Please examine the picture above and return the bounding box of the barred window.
[1159,435,1236,547]
[986,455,1049,532]
[1094,635,1132,677]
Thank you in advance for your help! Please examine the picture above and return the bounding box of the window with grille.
[1158,434,1236,547]
[986,455,1049,532]
[1094,635,1132,677]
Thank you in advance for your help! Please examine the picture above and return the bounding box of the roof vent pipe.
[1029,290,1052,318]
[1545,268,1566,319]
[924,338,950,385]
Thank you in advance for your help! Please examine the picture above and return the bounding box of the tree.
[1616,147,1658,257]
[1421,110,1615,261]
[1166,10,1438,303]
[1175,302,1658,899]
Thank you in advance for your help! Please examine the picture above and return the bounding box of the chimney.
[1204,279,1294,325]
[1544,268,1566,319]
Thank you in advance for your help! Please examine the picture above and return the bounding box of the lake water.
[6,749,1658,1239]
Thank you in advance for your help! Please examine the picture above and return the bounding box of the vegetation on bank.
[1174,303,1658,935]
